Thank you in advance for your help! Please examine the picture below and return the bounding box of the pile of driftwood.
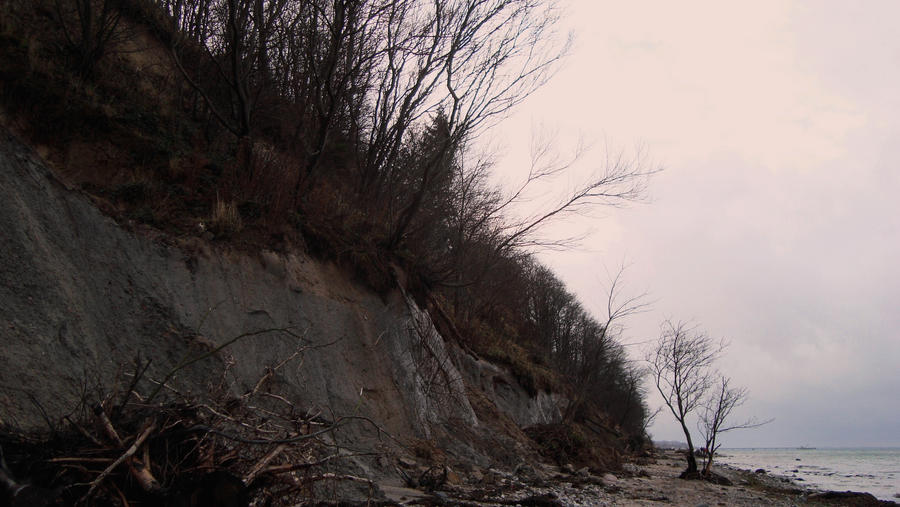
[0,353,381,506]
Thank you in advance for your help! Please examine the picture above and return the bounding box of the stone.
[622,463,642,475]
[446,467,461,485]
[398,457,418,469]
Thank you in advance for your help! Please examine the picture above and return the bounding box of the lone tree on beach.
[647,320,724,476]
[698,374,771,475]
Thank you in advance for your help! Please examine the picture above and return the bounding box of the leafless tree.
[55,0,125,77]
[563,263,650,423]
[433,130,658,303]
[355,0,574,247]
[492,135,658,255]
[698,375,771,475]
[648,321,725,476]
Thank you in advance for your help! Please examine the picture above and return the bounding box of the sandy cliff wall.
[0,129,561,477]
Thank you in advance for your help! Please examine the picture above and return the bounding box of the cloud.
[490,0,900,446]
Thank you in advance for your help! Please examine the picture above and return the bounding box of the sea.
[719,447,900,502]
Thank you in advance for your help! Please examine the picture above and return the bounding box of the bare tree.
[357,0,573,246]
[492,136,658,255]
[55,0,125,77]
[563,263,650,423]
[648,321,724,476]
[434,130,659,302]
[698,375,771,476]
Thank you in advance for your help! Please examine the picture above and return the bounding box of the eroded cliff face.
[0,129,561,482]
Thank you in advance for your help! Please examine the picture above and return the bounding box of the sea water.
[720,448,900,502]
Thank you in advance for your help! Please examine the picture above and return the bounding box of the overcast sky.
[491,0,900,447]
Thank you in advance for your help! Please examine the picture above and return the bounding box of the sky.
[490,0,900,447]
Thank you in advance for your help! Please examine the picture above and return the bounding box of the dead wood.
[84,421,160,499]
[243,443,286,485]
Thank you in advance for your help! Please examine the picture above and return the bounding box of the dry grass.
[209,196,243,237]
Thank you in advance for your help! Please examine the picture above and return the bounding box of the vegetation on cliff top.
[0,0,653,451]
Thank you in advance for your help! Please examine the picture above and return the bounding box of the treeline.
[155,0,569,239]
[3,0,653,442]
[506,258,649,438]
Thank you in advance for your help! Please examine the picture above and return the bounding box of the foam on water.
[720,447,900,502]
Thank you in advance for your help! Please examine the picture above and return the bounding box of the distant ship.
[797,446,816,450]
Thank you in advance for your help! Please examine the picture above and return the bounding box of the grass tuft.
[209,197,243,237]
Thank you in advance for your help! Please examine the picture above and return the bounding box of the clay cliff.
[0,127,565,502]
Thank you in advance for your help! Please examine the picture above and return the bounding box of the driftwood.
[2,334,383,506]
[85,420,160,499]
[243,443,286,485]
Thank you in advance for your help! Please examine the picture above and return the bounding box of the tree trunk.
[681,420,698,475]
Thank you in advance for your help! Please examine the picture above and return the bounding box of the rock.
[562,463,575,474]
[602,473,618,485]
[398,456,418,468]
[622,463,642,475]
[575,466,590,478]
[515,493,563,506]
[754,468,766,474]
[482,469,504,486]
[809,491,884,504]
[446,467,461,485]
[515,463,547,484]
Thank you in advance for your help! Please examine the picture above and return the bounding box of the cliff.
[0,127,563,502]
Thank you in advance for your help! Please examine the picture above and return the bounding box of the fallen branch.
[48,457,115,464]
[294,472,375,490]
[84,422,159,499]
[133,444,159,493]
[260,452,374,476]
[243,444,286,485]
[278,472,377,502]
[182,418,344,445]
[94,405,124,446]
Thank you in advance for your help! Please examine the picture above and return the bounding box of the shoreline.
[716,447,900,503]
[380,448,900,505]
[607,448,900,506]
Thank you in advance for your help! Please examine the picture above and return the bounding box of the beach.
[381,448,899,505]
[596,448,899,506]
